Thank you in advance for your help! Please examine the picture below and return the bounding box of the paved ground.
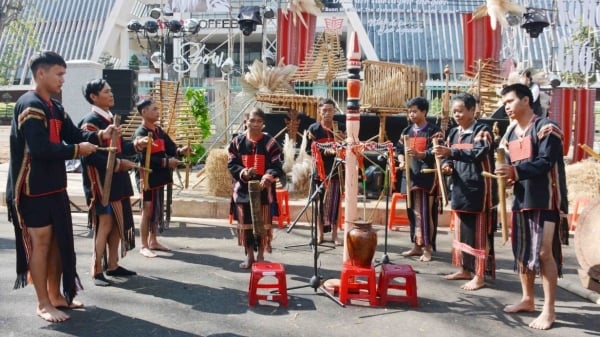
[0,209,599,337]
[1,126,599,336]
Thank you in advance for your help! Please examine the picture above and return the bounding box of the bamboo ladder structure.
[463,59,504,118]
[360,60,426,142]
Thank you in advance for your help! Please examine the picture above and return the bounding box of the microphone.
[377,154,388,162]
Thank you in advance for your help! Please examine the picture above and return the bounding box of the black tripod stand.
[376,167,393,266]
[284,159,344,306]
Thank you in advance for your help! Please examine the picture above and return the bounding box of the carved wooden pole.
[343,32,361,262]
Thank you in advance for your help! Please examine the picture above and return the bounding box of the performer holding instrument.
[433,92,497,291]
[133,99,192,258]
[496,83,567,330]
[228,108,283,269]
[307,98,346,246]
[79,79,147,285]
[396,97,442,262]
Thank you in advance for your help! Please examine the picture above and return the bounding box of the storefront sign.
[173,42,225,74]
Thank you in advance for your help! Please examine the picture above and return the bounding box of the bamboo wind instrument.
[132,165,152,173]
[579,143,600,160]
[97,147,117,152]
[432,138,448,205]
[403,134,412,208]
[185,139,191,189]
[248,180,264,247]
[481,148,509,244]
[101,115,121,206]
[440,65,451,135]
[143,133,153,191]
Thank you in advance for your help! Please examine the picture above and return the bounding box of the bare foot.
[401,248,423,257]
[37,304,70,322]
[140,247,157,258]
[50,296,84,309]
[461,276,485,291]
[504,300,535,313]
[240,258,255,269]
[444,270,472,280]
[529,312,555,330]
[419,250,432,262]
[149,243,170,251]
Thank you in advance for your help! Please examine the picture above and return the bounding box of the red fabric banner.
[573,88,596,162]
[549,88,574,156]
[276,9,316,66]
[462,13,502,73]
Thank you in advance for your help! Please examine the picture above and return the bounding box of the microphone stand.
[282,158,345,307]
[376,164,392,266]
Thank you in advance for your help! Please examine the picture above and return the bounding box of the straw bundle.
[565,159,600,210]
[205,149,233,197]
[239,59,297,97]
[289,130,312,196]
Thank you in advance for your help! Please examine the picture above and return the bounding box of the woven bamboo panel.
[121,113,143,139]
[360,60,426,114]
[255,93,321,120]
[293,32,347,83]
[463,59,504,117]
[151,80,204,145]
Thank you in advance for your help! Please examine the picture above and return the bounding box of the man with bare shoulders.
[495,83,566,330]
[5,51,115,322]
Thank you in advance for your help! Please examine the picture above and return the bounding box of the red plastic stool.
[273,189,290,228]
[248,262,288,307]
[388,193,410,230]
[338,262,378,306]
[377,263,418,307]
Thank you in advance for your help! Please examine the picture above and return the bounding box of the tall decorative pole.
[343,31,361,262]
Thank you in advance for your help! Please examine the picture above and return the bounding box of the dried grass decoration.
[565,158,600,210]
[205,149,233,197]
[239,59,297,97]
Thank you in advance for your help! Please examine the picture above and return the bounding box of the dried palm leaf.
[286,0,322,28]
[472,0,525,30]
[239,59,298,97]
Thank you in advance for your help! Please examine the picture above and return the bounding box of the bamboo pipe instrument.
[185,139,191,189]
[432,138,448,205]
[482,148,509,244]
[579,143,600,160]
[101,115,120,206]
[97,147,117,152]
[132,165,152,173]
[403,134,412,208]
[143,133,153,191]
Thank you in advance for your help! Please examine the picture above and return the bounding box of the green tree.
[128,54,140,71]
[0,0,38,85]
[185,87,212,164]
[562,25,600,87]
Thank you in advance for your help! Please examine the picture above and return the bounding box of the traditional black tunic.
[500,116,566,275]
[6,91,100,303]
[132,125,179,233]
[444,121,497,277]
[307,121,346,231]
[396,122,443,249]
[228,132,283,252]
[79,107,137,260]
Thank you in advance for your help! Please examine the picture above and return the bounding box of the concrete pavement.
[0,164,599,336]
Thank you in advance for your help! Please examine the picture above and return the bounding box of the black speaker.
[102,69,138,115]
